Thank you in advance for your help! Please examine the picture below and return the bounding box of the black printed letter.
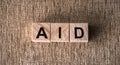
[36,27,48,39]
[75,27,84,38]
[59,27,61,38]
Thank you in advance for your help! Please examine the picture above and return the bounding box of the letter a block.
[32,23,50,42]
[70,23,88,42]
[51,23,69,42]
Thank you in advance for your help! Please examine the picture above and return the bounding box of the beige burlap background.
[0,0,120,65]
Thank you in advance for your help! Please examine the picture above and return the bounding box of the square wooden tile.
[70,23,88,42]
[32,23,50,42]
[51,23,69,42]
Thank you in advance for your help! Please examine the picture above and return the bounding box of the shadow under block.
[32,23,50,42]
[70,23,88,42]
[51,23,69,42]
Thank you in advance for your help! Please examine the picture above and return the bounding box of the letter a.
[36,27,48,39]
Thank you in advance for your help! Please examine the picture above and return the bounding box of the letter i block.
[51,23,69,42]
[32,23,50,42]
[70,23,88,42]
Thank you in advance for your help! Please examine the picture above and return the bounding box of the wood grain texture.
[0,0,120,65]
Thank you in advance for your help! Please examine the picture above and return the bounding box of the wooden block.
[32,23,50,42]
[70,23,88,42]
[51,23,69,42]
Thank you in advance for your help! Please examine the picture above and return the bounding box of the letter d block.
[70,23,88,42]
[32,23,50,42]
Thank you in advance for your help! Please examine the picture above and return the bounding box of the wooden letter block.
[51,23,69,42]
[70,23,88,42]
[32,23,50,42]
